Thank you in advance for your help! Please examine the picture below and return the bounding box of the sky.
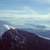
[0,0,50,38]
[0,0,49,22]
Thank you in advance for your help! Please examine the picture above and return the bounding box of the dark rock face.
[0,29,50,50]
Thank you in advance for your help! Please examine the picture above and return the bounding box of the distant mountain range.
[0,20,50,39]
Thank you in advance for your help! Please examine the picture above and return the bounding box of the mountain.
[0,20,11,37]
[0,29,50,50]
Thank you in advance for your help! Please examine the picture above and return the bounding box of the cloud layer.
[34,0,49,4]
[0,6,49,24]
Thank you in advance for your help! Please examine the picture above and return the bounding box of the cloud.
[34,0,49,4]
[0,6,49,30]
[0,6,49,22]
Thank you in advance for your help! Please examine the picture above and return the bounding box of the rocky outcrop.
[0,29,50,50]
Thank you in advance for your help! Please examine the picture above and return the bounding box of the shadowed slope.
[0,29,50,50]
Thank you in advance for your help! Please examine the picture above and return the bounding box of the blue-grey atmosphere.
[0,0,49,38]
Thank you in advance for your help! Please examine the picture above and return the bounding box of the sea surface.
[0,16,50,39]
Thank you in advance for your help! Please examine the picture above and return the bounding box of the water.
[0,16,50,39]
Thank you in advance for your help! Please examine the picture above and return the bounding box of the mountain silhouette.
[0,29,50,50]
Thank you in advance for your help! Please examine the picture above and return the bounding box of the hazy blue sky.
[0,0,49,13]
[0,0,49,21]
